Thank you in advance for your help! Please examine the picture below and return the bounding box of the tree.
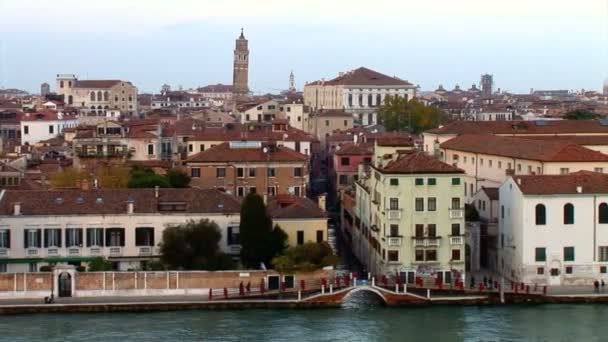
[96,165,130,188]
[272,242,339,273]
[88,258,113,271]
[377,96,448,133]
[166,169,191,188]
[564,110,598,120]
[128,167,171,188]
[239,193,288,268]
[159,219,235,270]
[49,167,91,188]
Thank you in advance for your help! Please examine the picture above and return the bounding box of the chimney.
[576,186,582,193]
[318,193,326,211]
[13,202,21,216]
[126,200,134,214]
[154,185,160,198]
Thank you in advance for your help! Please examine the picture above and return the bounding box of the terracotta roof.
[379,151,464,174]
[21,111,77,121]
[521,135,608,146]
[186,142,308,163]
[197,84,233,93]
[440,134,608,162]
[311,67,412,86]
[376,135,414,147]
[0,188,240,216]
[426,120,608,136]
[266,195,327,219]
[481,187,499,201]
[513,171,608,195]
[73,80,122,89]
[335,143,373,156]
[186,122,315,142]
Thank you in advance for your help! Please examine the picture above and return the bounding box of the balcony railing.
[109,247,122,256]
[450,236,464,245]
[387,209,402,220]
[449,208,464,219]
[387,236,402,247]
[138,247,152,256]
[26,248,39,256]
[90,247,102,256]
[0,248,8,257]
[68,248,81,255]
[47,248,59,256]
[413,237,441,248]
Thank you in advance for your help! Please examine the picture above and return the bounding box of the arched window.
[599,203,608,224]
[97,91,102,102]
[60,81,64,88]
[376,94,382,106]
[563,203,574,225]
[104,91,109,101]
[90,92,95,101]
[535,204,546,225]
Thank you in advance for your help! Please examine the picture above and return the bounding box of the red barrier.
[300,279,306,291]
[246,281,251,293]
[239,282,244,296]
[382,275,388,286]
[336,277,341,287]
[534,284,538,292]
[520,282,525,291]
[260,279,265,295]
[223,287,228,299]
[525,285,530,294]
[208,288,213,300]
[478,283,484,292]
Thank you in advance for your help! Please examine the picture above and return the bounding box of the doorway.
[58,272,72,297]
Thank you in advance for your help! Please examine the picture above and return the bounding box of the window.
[341,157,350,166]
[563,247,575,262]
[200,144,205,152]
[415,224,424,238]
[415,198,424,211]
[65,228,82,247]
[24,125,29,135]
[49,125,54,134]
[565,266,573,274]
[537,267,544,275]
[325,120,329,127]
[501,205,504,219]
[425,250,437,261]
[227,227,239,245]
[237,168,245,178]
[389,198,399,210]
[535,247,546,262]
[427,224,437,237]
[451,224,460,236]
[339,175,348,185]
[293,186,301,197]
[316,230,323,243]
[415,178,424,186]
[267,168,276,177]
[297,230,304,245]
[480,158,484,166]
[600,246,608,262]
[451,198,461,209]
[535,204,546,225]
[248,187,257,194]
[248,168,256,177]
[0,229,10,248]
[106,228,125,247]
[560,168,569,175]
[294,167,303,177]
[451,178,460,185]
[388,251,399,262]
[390,178,399,186]
[237,187,245,197]
[415,249,424,261]
[24,229,41,248]
[595,168,604,173]
[498,161,502,168]
[190,168,201,178]
[517,164,522,172]
[563,203,574,224]
[489,160,493,167]
[216,168,226,178]
[344,120,348,127]
[147,144,154,155]
[188,144,193,152]
[428,178,436,185]
[0,264,5,273]
[135,227,154,247]
[527,165,532,174]
[599,203,608,223]
[451,249,461,261]
[390,224,399,237]
[428,198,436,211]
[86,228,103,247]
[267,186,277,196]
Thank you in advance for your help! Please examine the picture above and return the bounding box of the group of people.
[469,275,498,290]
[593,279,606,292]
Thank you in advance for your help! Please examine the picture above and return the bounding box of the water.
[1,296,607,342]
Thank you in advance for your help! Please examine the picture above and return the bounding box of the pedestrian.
[470,276,475,289]
[602,279,605,292]
[594,280,600,293]
[483,276,488,286]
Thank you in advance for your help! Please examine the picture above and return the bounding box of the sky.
[0,0,606,94]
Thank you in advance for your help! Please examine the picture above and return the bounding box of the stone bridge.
[302,284,430,306]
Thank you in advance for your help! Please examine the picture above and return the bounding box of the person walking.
[594,280,600,293]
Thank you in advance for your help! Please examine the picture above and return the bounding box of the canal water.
[1,299,607,342]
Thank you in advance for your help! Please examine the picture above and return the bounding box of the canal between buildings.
[1,301,607,341]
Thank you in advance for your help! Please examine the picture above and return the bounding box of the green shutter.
[452,178,461,185]
[415,178,424,186]
[535,248,546,262]
[428,178,436,185]
[564,247,575,261]
[390,178,399,186]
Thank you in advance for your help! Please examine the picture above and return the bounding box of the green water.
[0,294,606,341]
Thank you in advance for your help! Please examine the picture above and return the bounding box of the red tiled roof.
[376,136,414,147]
[379,151,464,174]
[310,67,412,86]
[513,171,608,195]
[335,143,373,156]
[186,122,315,142]
[197,84,233,93]
[186,143,308,163]
[440,134,608,162]
[266,195,327,219]
[21,111,77,121]
[426,120,608,136]
[520,135,608,146]
[73,80,122,89]
[481,187,499,201]
[0,188,241,215]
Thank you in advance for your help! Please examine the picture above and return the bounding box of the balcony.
[108,247,122,256]
[450,236,464,245]
[387,236,402,247]
[413,237,441,248]
[26,248,39,256]
[47,248,59,256]
[138,247,152,256]
[0,248,8,257]
[449,208,464,219]
[90,247,102,256]
[387,209,402,220]
[68,248,81,255]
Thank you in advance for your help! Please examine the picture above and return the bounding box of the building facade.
[267,195,328,247]
[20,111,78,145]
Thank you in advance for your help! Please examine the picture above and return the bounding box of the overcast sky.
[0,0,606,94]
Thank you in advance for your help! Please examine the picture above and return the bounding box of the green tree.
[88,258,113,271]
[96,165,130,188]
[239,193,288,268]
[564,110,598,120]
[166,169,191,188]
[128,167,171,188]
[159,219,235,270]
[272,242,338,273]
[50,167,91,188]
[377,96,447,133]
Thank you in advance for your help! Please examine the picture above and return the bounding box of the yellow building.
[267,195,328,247]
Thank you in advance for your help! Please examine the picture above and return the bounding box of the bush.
[88,258,113,271]
[273,242,338,273]
[39,265,53,272]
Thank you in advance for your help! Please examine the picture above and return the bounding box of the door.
[58,272,72,297]
[267,275,280,290]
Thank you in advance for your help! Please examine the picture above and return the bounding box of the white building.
[0,188,241,272]
[20,111,78,145]
[304,67,417,126]
[498,172,608,286]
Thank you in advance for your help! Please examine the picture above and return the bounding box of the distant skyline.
[0,0,607,94]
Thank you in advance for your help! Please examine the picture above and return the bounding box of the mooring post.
[426,289,431,299]
[321,284,325,294]
[367,272,371,280]
[298,290,302,301]
[371,277,375,287]
[404,283,407,293]
[395,283,399,293]
[329,284,333,294]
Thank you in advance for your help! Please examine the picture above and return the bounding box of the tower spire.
[289,70,296,92]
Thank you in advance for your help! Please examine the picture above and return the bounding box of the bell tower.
[233,28,249,103]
